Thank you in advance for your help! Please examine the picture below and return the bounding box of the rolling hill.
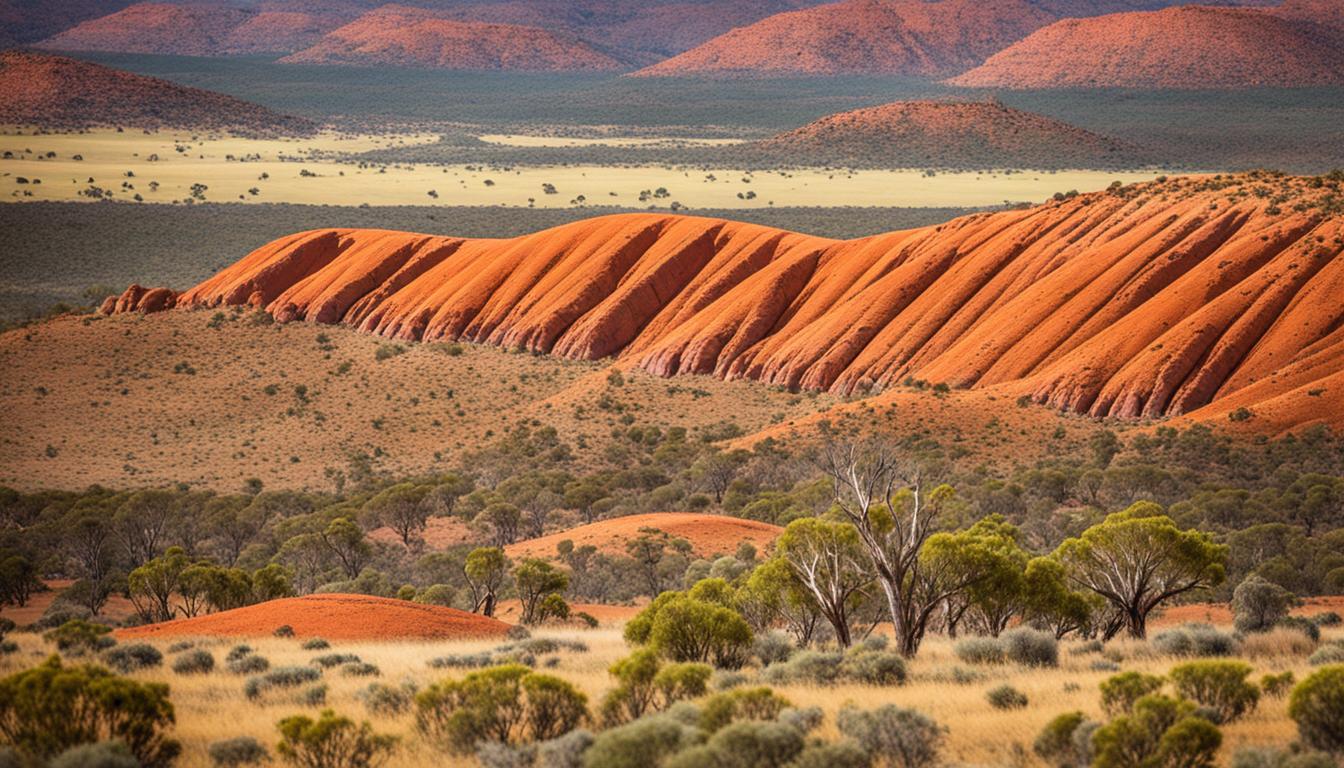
[279,4,629,70]
[103,172,1344,432]
[632,0,1056,77]
[949,4,1344,88]
[0,50,313,132]
[745,100,1137,169]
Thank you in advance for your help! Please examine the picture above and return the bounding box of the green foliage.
[699,687,792,733]
[48,741,139,768]
[513,558,570,625]
[1289,665,1344,753]
[1169,660,1260,723]
[1100,672,1166,717]
[275,709,396,768]
[954,637,1005,665]
[1034,712,1090,768]
[626,587,754,668]
[44,618,114,654]
[415,664,586,752]
[1152,624,1238,657]
[1261,671,1295,698]
[0,656,179,766]
[209,736,269,767]
[172,648,215,675]
[664,720,806,768]
[1091,695,1220,768]
[986,685,1028,710]
[836,704,943,768]
[1001,627,1058,667]
[103,642,163,673]
[582,712,703,768]
[1232,575,1295,633]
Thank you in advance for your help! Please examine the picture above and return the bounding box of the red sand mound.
[505,513,783,560]
[107,173,1344,433]
[0,51,314,133]
[949,5,1344,89]
[116,594,511,640]
[38,2,355,56]
[280,5,628,71]
[632,0,1054,78]
[751,100,1133,169]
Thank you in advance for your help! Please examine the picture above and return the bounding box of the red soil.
[1151,596,1344,629]
[280,5,628,71]
[504,512,783,560]
[494,599,644,626]
[107,173,1344,433]
[753,99,1132,169]
[949,4,1344,89]
[368,515,474,550]
[115,593,511,640]
[0,51,313,134]
[632,0,1054,78]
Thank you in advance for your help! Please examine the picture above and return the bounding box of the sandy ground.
[0,129,1166,208]
[504,512,782,560]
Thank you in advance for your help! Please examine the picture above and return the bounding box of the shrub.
[44,619,114,654]
[535,728,593,768]
[665,720,805,768]
[1091,695,1220,768]
[1308,643,1344,666]
[1232,576,1295,633]
[600,649,709,726]
[1003,628,1058,667]
[1231,746,1338,768]
[1100,671,1165,717]
[49,741,138,768]
[313,653,361,669]
[209,736,269,767]
[788,741,873,768]
[167,640,195,653]
[103,642,163,673]
[954,636,1004,665]
[1239,628,1317,659]
[1169,660,1259,723]
[228,654,270,675]
[699,687,791,733]
[226,645,254,662]
[1152,624,1236,657]
[583,713,702,768]
[1289,665,1344,753]
[302,638,331,651]
[172,649,215,675]
[0,656,179,766]
[1034,711,1089,768]
[1313,612,1342,627]
[762,650,843,685]
[342,662,380,677]
[1261,671,1295,697]
[275,709,396,768]
[415,664,587,752]
[625,592,754,669]
[837,704,943,768]
[273,625,294,638]
[1279,616,1323,643]
[302,684,328,707]
[986,684,1028,710]
[840,647,908,685]
[752,630,796,666]
[654,662,712,705]
[246,666,322,700]
[358,683,414,716]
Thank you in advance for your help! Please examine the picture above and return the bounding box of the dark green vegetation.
[0,201,977,325]
[62,53,1344,173]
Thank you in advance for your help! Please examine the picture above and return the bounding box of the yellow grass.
[2,622,1328,767]
[1,129,1168,208]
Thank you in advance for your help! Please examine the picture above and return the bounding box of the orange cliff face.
[108,173,1344,432]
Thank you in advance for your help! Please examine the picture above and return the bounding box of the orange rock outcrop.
[110,173,1344,430]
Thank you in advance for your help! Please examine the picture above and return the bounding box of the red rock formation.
[279,5,629,71]
[116,173,1344,431]
[949,4,1344,88]
[632,0,1056,77]
[0,51,314,134]
[750,100,1135,169]
[106,284,177,314]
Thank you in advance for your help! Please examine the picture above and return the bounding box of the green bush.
[752,630,796,666]
[1152,624,1236,657]
[1034,711,1090,768]
[625,592,753,669]
[275,709,396,768]
[786,741,872,768]
[953,636,1004,665]
[699,687,791,733]
[415,664,587,752]
[1099,671,1165,717]
[1002,628,1058,667]
[986,684,1028,710]
[341,662,380,677]
[226,645,254,662]
[1307,642,1344,666]
[836,704,943,768]
[1091,695,1220,768]
[664,720,805,768]
[48,741,139,768]
[44,618,114,654]
[762,650,843,685]
[582,713,701,768]
[1289,665,1344,753]
[1231,576,1295,633]
[209,736,269,767]
[245,666,322,700]
[1261,671,1296,697]
[1169,660,1259,723]
[103,642,163,673]
[358,682,415,716]
[0,656,180,766]
[228,654,270,675]
[313,653,361,669]
[302,638,331,651]
[1231,746,1338,768]
[172,649,215,675]
[1279,616,1322,643]
[840,647,908,685]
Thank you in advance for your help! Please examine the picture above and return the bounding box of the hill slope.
[280,5,629,71]
[748,100,1135,168]
[632,0,1056,77]
[506,513,783,559]
[106,173,1344,431]
[950,5,1344,88]
[0,50,313,133]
